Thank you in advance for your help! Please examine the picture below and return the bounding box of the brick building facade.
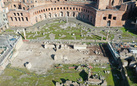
[2,0,137,27]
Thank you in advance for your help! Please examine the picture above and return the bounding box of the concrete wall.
[14,36,23,50]
[74,45,87,49]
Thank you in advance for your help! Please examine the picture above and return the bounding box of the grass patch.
[5,29,14,32]
[0,63,115,86]
[121,27,137,37]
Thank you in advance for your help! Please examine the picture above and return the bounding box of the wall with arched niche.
[8,4,96,27]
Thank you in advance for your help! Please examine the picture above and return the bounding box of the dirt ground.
[11,42,109,74]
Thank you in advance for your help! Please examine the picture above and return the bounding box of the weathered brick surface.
[1,0,136,27]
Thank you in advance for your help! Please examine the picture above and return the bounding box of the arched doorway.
[67,11,69,17]
[44,14,46,19]
[107,20,111,26]
[49,13,51,18]
[78,13,81,19]
[40,15,42,20]
[36,17,38,22]
[55,14,57,17]
[73,12,75,17]
[60,11,63,17]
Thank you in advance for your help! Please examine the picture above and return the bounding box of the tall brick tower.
[96,0,110,10]
[112,0,123,6]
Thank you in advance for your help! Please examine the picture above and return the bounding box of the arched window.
[57,7,59,10]
[14,13,16,16]
[17,13,19,16]
[55,14,57,17]
[26,17,28,21]
[15,17,17,21]
[44,14,46,19]
[22,17,24,21]
[14,5,16,8]
[21,13,23,16]
[73,12,75,17]
[43,9,45,12]
[60,11,63,17]
[107,20,111,26]
[23,7,25,10]
[49,13,51,18]
[67,11,69,16]
[36,17,38,22]
[18,17,21,21]
[40,15,42,20]
[87,15,89,20]
[90,16,92,23]
[10,17,13,21]
[73,7,75,10]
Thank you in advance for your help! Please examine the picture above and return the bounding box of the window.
[60,7,62,9]
[23,7,25,10]
[18,5,21,9]
[15,17,17,21]
[18,17,21,21]
[17,13,19,16]
[108,14,112,19]
[113,17,116,20]
[43,9,45,12]
[57,7,59,10]
[73,7,75,10]
[60,11,63,16]
[14,5,16,7]
[103,17,106,20]
[73,12,75,17]
[64,7,65,10]
[11,17,13,21]
[51,8,53,10]
[90,16,92,23]
[22,17,24,21]
[67,11,69,16]
[26,17,28,21]
[40,15,42,19]
[21,13,23,16]
[54,8,56,10]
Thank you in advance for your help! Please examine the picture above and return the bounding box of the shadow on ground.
[102,43,130,86]
[123,20,137,35]
[126,66,137,84]
[79,70,88,81]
